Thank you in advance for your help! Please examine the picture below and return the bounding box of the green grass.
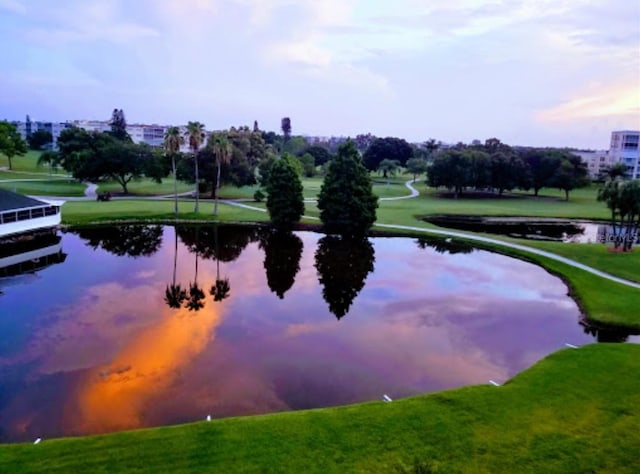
[97,179,195,196]
[0,150,68,175]
[61,199,270,226]
[1,344,638,473]
[0,179,86,197]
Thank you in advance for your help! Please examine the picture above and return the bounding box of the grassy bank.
[1,344,638,473]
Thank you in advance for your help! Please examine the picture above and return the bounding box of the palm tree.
[164,227,187,308]
[210,132,232,216]
[185,227,205,312]
[163,126,185,216]
[186,121,206,213]
[209,225,231,302]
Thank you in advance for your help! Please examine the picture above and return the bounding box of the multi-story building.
[609,130,639,179]
[573,150,617,179]
[12,116,73,150]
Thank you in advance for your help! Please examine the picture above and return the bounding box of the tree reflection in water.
[164,228,187,309]
[260,229,303,299]
[71,225,163,258]
[581,321,635,343]
[415,236,474,255]
[314,235,375,320]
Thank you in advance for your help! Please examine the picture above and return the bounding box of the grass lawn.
[97,179,194,196]
[61,199,270,226]
[0,179,86,197]
[1,344,638,473]
[0,151,67,175]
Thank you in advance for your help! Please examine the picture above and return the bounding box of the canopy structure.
[0,189,63,238]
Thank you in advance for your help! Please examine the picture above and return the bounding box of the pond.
[423,216,639,245]
[0,225,636,443]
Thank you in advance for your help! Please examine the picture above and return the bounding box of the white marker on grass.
[489,380,501,386]
[34,438,42,445]
[383,394,393,402]
[565,343,579,349]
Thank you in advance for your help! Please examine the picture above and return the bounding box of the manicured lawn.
[0,150,68,175]
[1,344,637,473]
[0,179,86,197]
[61,199,270,226]
[97,179,195,196]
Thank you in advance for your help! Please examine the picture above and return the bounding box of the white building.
[0,190,63,238]
[12,117,73,150]
[573,150,617,179]
[609,130,639,179]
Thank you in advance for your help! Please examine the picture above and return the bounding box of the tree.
[318,140,378,236]
[362,137,414,171]
[186,121,206,212]
[165,227,187,309]
[606,163,628,179]
[353,133,377,154]
[519,148,561,196]
[27,129,53,150]
[260,230,303,299]
[302,145,332,166]
[163,126,185,215]
[490,151,527,195]
[549,152,589,200]
[0,121,28,170]
[299,152,316,177]
[405,157,428,181]
[598,178,640,251]
[209,131,232,216]
[266,153,305,229]
[377,159,400,183]
[37,150,59,176]
[314,235,375,320]
[72,225,163,257]
[281,117,291,143]
[110,108,130,141]
[427,150,471,198]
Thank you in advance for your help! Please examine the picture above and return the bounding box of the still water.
[0,225,634,442]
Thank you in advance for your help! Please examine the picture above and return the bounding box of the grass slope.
[1,344,638,473]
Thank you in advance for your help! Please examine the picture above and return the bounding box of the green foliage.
[378,159,401,181]
[299,152,316,177]
[405,157,428,180]
[110,108,131,141]
[253,189,265,202]
[302,145,333,166]
[597,178,640,251]
[56,129,166,193]
[283,136,307,155]
[318,140,378,236]
[266,154,304,229]
[0,121,28,170]
[258,154,276,187]
[281,117,292,143]
[27,129,53,150]
[363,136,414,171]
[549,152,590,200]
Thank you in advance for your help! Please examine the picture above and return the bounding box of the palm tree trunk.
[214,159,221,216]
[194,152,199,213]
[172,156,178,215]
[173,228,178,286]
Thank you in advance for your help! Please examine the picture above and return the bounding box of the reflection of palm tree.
[185,228,205,312]
[164,227,187,309]
[209,226,231,302]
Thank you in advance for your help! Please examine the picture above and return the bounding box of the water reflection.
[581,321,637,343]
[260,230,303,299]
[70,225,163,257]
[416,236,474,255]
[0,226,636,443]
[315,235,375,319]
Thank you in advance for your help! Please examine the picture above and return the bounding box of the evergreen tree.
[281,117,291,143]
[317,140,378,236]
[266,153,304,229]
[110,108,130,141]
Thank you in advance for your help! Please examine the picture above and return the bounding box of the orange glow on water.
[66,302,224,435]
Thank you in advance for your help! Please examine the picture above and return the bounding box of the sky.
[0,0,638,149]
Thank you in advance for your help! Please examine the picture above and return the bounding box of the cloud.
[536,79,640,123]
[0,0,25,14]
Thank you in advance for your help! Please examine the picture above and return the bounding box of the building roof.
[0,189,51,212]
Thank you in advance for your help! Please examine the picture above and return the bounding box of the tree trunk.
[565,189,569,201]
[214,160,221,216]
[172,156,178,215]
[194,152,199,213]
[7,155,12,170]
[534,187,540,197]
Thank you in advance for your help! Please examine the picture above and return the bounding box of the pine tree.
[266,153,304,229]
[317,140,378,236]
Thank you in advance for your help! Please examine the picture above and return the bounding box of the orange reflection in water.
[65,301,224,435]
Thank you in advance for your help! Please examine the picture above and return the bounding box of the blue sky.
[0,0,638,148]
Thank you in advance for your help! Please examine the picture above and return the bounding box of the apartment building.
[609,130,639,179]
[573,150,617,179]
